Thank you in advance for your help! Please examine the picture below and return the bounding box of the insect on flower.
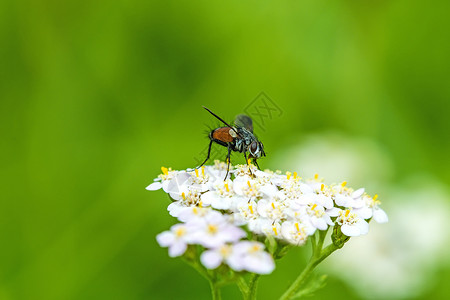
[198,106,266,179]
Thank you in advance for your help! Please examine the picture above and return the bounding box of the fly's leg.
[197,140,213,168]
[253,159,261,171]
[224,145,232,180]
[243,151,254,177]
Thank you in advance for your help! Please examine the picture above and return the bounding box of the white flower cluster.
[147,161,388,274]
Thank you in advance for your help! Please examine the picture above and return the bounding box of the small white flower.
[296,191,333,209]
[187,166,213,192]
[149,171,192,200]
[332,182,365,209]
[233,164,257,178]
[208,160,232,180]
[187,211,246,248]
[200,244,244,271]
[353,194,388,223]
[256,219,282,239]
[232,241,275,274]
[146,166,182,192]
[336,209,369,237]
[233,178,263,200]
[281,221,311,245]
[233,199,260,227]
[201,179,243,210]
[299,203,333,231]
[177,205,212,222]
[156,223,191,257]
[167,189,202,217]
[256,197,286,222]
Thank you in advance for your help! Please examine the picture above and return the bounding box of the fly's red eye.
[250,142,258,153]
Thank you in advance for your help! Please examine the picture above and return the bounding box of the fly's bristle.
[204,122,222,131]
[203,128,212,135]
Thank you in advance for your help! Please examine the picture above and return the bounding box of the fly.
[198,106,266,179]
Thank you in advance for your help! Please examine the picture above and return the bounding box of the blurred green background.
[1,0,450,299]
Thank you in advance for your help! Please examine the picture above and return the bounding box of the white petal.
[324,214,334,225]
[232,179,246,195]
[231,241,252,254]
[341,224,360,237]
[352,188,365,199]
[162,180,171,193]
[260,184,278,197]
[170,172,191,191]
[156,231,174,247]
[225,225,247,241]
[354,207,372,219]
[227,253,245,271]
[350,198,365,209]
[146,182,162,191]
[168,242,187,257]
[255,170,270,178]
[247,219,264,234]
[211,197,232,210]
[300,183,314,194]
[256,200,270,217]
[200,191,215,205]
[357,219,370,235]
[317,195,333,209]
[304,221,317,235]
[243,252,275,274]
[168,202,184,217]
[200,250,223,269]
[311,218,328,231]
[297,194,314,205]
[335,194,350,206]
[169,192,182,201]
[373,208,389,223]
[326,207,341,217]
[199,235,225,248]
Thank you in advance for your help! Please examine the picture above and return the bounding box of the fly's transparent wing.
[235,114,253,133]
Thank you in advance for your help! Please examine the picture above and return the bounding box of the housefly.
[198,106,266,179]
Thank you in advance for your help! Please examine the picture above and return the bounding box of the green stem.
[279,240,338,300]
[315,229,328,256]
[237,277,249,297]
[246,274,260,300]
[310,234,317,254]
[209,280,222,300]
[183,248,222,300]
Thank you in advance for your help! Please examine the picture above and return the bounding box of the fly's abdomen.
[211,127,234,143]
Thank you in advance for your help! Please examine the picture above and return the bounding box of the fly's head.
[248,140,266,159]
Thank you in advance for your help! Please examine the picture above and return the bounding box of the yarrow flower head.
[147,160,388,297]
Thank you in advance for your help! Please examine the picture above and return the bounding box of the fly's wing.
[234,114,253,133]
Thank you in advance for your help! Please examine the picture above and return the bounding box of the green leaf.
[292,274,328,299]
[265,235,278,255]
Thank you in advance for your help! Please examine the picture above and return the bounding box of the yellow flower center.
[207,224,218,234]
[175,227,186,237]
[250,245,261,253]
[272,226,278,236]
[161,166,169,175]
